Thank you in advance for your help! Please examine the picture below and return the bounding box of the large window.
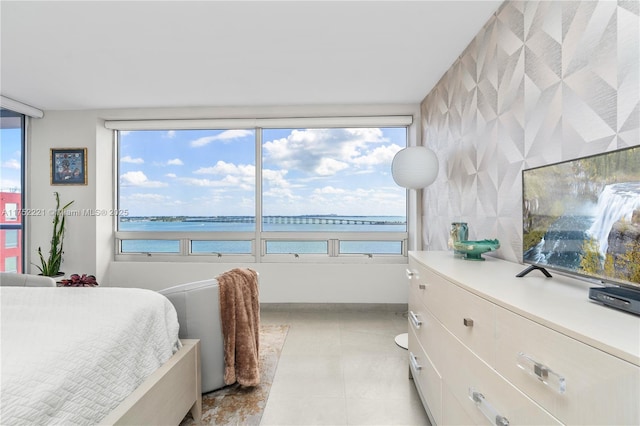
[118,128,256,256]
[113,117,409,263]
[0,109,25,272]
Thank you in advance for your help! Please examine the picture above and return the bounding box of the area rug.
[180,324,289,426]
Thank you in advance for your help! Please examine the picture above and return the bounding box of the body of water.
[119,215,406,254]
[120,215,406,232]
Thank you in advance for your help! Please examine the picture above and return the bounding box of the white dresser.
[407,251,640,426]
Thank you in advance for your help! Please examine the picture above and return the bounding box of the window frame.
[110,116,412,264]
[0,109,26,273]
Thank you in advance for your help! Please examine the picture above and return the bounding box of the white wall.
[27,104,419,303]
[110,261,407,303]
[28,111,101,278]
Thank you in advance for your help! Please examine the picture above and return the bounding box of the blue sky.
[119,127,407,217]
[0,128,22,193]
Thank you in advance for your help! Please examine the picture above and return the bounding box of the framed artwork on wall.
[50,148,87,185]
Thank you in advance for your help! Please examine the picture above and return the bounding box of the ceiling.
[0,1,502,112]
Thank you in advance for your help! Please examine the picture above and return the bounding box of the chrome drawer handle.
[463,317,474,327]
[516,352,566,394]
[409,352,423,372]
[469,387,510,426]
[409,311,422,329]
[405,269,418,279]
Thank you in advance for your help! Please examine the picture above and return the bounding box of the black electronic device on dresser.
[589,286,640,316]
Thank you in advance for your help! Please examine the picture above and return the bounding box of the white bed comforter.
[0,286,181,426]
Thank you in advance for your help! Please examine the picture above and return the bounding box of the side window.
[0,109,25,272]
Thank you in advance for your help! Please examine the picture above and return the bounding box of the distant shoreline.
[120,215,406,226]
[120,214,405,221]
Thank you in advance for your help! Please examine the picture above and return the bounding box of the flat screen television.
[521,145,640,291]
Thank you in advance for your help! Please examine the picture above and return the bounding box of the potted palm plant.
[35,192,74,277]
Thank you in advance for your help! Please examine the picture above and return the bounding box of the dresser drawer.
[495,306,640,425]
[408,257,445,315]
[442,383,476,425]
[432,282,495,366]
[409,257,496,365]
[439,325,561,425]
[407,296,432,358]
[408,296,451,375]
[407,260,438,312]
[408,327,442,425]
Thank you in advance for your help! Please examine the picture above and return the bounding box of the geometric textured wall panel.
[420,0,640,263]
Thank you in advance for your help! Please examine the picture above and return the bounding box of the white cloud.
[0,179,21,192]
[2,159,21,169]
[190,129,253,147]
[178,177,221,187]
[127,193,169,202]
[351,143,402,167]
[194,161,253,176]
[302,186,405,216]
[262,128,390,177]
[263,186,298,201]
[193,166,216,174]
[262,168,289,188]
[191,161,255,190]
[314,186,346,195]
[167,158,184,166]
[166,173,177,178]
[164,130,176,139]
[190,137,217,148]
[121,155,144,164]
[178,176,248,188]
[120,171,167,187]
[315,158,348,175]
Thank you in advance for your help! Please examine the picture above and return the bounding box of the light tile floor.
[260,304,432,426]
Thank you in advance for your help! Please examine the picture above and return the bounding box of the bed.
[0,286,201,425]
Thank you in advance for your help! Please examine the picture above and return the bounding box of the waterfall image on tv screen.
[522,146,640,289]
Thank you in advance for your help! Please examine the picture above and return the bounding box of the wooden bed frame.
[99,339,202,426]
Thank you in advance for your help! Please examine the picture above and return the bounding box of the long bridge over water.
[124,216,405,226]
[189,216,405,225]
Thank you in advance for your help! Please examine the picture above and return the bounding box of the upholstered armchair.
[159,279,225,393]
